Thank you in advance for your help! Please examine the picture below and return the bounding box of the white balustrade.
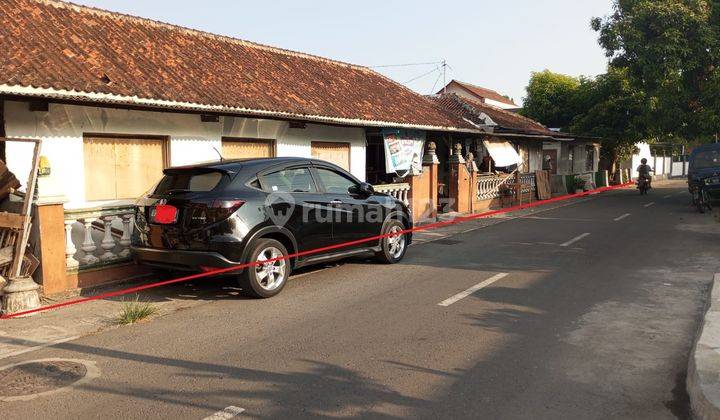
[99,216,117,262]
[64,219,79,270]
[477,175,510,200]
[373,183,411,206]
[477,173,536,200]
[80,218,99,265]
[63,205,136,271]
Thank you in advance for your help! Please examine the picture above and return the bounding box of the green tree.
[521,70,581,129]
[569,68,646,173]
[592,0,720,139]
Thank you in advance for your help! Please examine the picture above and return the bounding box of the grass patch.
[116,298,158,325]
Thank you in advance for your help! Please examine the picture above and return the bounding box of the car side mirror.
[350,182,374,196]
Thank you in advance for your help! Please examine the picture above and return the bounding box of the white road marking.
[614,213,631,221]
[560,233,591,247]
[0,335,81,360]
[203,406,245,420]
[438,273,509,307]
[663,194,673,199]
[644,202,656,207]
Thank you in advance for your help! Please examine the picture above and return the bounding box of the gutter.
[0,84,482,134]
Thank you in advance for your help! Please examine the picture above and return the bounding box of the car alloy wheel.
[255,246,287,291]
[387,225,406,259]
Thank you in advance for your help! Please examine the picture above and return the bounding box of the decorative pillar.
[80,218,99,265]
[99,216,117,262]
[410,141,440,222]
[449,143,470,213]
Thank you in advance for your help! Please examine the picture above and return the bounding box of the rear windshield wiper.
[165,188,192,195]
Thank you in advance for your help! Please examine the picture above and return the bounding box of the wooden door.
[311,141,350,171]
[222,138,275,159]
[84,135,166,201]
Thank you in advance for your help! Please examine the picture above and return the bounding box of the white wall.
[630,142,653,179]
[4,100,366,206]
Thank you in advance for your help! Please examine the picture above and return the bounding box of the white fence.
[477,173,535,200]
[671,161,690,177]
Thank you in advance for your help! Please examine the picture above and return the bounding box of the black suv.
[131,157,412,298]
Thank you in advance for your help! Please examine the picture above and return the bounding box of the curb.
[688,273,720,419]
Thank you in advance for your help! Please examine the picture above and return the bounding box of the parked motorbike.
[637,177,650,195]
[691,184,712,213]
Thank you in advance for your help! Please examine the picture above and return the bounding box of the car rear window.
[693,149,720,169]
[154,171,224,194]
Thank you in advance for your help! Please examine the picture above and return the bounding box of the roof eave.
[0,84,481,134]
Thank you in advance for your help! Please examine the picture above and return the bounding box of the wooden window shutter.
[311,142,351,171]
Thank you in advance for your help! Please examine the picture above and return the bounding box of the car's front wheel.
[239,238,290,298]
[375,219,408,264]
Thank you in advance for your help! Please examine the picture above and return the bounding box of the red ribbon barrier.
[0,182,633,319]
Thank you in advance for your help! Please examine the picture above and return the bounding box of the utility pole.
[442,59,447,94]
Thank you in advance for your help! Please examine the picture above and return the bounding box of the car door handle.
[329,199,343,205]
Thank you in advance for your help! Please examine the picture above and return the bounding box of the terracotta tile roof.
[0,0,476,131]
[429,93,560,138]
[442,80,518,107]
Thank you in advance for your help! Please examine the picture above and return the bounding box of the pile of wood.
[0,150,39,284]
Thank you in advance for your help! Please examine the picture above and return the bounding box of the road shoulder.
[688,273,720,419]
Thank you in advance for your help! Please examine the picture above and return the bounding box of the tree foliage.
[521,68,644,166]
[521,70,580,129]
[592,0,720,139]
[569,68,646,163]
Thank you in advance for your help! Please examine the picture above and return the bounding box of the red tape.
[0,182,634,319]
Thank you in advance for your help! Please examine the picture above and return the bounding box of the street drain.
[432,239,463,245]
[0,359,99,401]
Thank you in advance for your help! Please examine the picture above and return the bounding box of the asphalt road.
[1,180,718,419]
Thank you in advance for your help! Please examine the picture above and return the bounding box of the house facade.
[0,0,476,295]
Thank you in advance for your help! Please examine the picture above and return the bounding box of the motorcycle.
[637,177,650,195]
[691,184,712,213]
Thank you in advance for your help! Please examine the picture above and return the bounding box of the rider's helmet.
[641,158,647,164]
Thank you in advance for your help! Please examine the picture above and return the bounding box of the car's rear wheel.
[239,238,290,298]
[375,219,408,264]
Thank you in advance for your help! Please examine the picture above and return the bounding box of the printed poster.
[382,129,426,175]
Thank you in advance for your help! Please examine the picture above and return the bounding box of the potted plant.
[573,177,586,194]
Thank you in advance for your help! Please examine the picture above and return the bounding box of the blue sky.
[71,0,613,105]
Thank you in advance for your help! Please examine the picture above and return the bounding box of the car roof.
[692,143,720,154]
[167,156,347,174]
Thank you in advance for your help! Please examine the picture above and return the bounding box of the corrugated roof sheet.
[0,0,476,131]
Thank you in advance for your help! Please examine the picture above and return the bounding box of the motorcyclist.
[637,158,654,189]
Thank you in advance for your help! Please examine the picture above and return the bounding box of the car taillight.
[150,204,178,224]
[190,200,245,226]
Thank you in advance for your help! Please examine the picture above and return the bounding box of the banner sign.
[382,129,426,175]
